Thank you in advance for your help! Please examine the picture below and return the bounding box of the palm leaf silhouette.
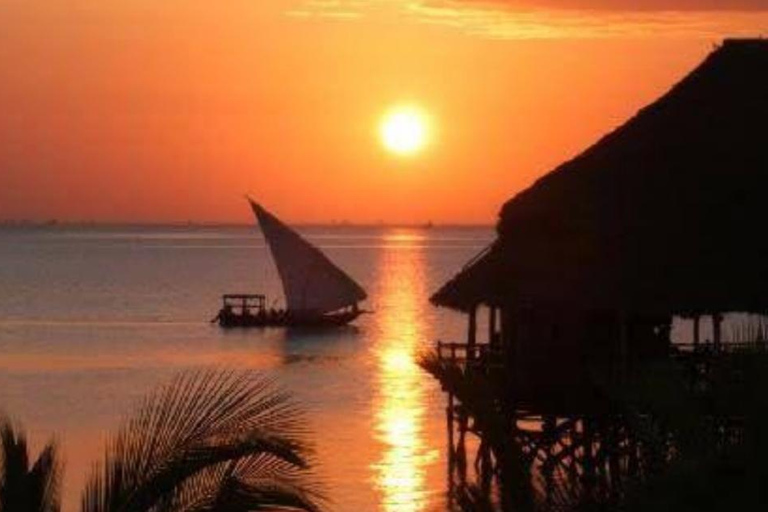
[0,418,61,512]
[80,369,323,512]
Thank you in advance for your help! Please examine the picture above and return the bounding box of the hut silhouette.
[437,38,768,314]
[428,38,768,506]
[434,38,768,381]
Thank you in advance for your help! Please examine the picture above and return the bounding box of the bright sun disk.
[380,107,428,156]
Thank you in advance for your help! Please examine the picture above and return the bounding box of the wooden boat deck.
[213,294,362,328]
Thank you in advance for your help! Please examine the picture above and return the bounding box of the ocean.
[0,225,494,511]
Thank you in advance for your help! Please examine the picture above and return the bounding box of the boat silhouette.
[213,199,368,328]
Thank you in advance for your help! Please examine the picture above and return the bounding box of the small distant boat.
[213,199,368,328]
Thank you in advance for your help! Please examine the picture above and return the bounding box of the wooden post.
[467,305,477,361]
[447,393,455,476]
[713,312,722,351]
[489,305,497,346]
[501,306,515,378]
[456,415,468,483]
[693,315,700,347]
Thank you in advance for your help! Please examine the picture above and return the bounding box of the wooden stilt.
[447,393,455,500]
[456,411,468,483]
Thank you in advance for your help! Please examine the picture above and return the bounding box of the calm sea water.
[0,225,493,511]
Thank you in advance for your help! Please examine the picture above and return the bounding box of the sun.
[380,106,428,156]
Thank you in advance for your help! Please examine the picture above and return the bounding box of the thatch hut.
[433,39,768,406]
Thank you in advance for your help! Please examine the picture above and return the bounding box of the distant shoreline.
[0,220,494,230]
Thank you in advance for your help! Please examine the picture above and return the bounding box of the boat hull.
[215,309,363,329]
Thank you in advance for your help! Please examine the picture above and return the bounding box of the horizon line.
[0,219,495,229]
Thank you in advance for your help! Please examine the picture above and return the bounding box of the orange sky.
[1,0,766,224]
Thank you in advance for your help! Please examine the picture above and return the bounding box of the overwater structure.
[426,39,768,509]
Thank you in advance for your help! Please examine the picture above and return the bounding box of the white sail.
[249,200,367,313]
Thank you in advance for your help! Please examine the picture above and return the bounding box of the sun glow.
[380,107,429,156]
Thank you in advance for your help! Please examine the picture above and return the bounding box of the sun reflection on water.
[372,229,438,511]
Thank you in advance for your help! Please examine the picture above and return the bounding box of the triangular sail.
[249,200,367,313]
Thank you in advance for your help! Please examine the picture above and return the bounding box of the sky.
[0,0,766,224]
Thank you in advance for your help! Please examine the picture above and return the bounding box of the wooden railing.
[437,341,487,361]
[436,339,768,366]
[435,340,506,373]
[435,339,768,374]
[672,341,768,354]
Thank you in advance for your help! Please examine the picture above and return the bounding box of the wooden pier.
[429,310,768,509]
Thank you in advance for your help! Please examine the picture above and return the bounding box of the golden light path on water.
[372,230,438,511]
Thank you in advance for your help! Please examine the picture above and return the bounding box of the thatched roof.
[433,38,768,315]
[431,244,507,311]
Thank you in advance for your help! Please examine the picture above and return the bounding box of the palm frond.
[80,369,323,512]
[165,457,322,512]
[1,419,30,511]
[28,443,62,512]
[0,417,61,512]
